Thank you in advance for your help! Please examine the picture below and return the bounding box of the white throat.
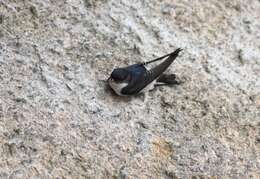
[108,80,128,96]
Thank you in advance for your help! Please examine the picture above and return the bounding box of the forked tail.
[143,48,182,65]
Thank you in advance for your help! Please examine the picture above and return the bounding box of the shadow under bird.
[107,48,183,96]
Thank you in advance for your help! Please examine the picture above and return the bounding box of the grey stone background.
[0,0,259,178]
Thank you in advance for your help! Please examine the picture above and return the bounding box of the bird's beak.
[107,77,111,82]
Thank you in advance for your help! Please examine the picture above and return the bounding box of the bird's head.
[108,68,130,83]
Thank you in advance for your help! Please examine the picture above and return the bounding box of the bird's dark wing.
[121,48,182,95]
[148,48,182,80]
[121,72,150,95]
[120,64,148,95]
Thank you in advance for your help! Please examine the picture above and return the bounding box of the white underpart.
[108,80,128,96]
[109,78,157,96]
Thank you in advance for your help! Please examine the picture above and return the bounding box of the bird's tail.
[143,48,182,65]
[155,74,182,86]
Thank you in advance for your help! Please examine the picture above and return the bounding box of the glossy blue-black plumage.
[125,64,147,77]
[108,48,182,95]
[111,64,147,82]
[111,68,128,81]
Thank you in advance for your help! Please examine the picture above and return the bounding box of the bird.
[107,48,182,96]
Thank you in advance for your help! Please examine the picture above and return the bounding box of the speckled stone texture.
[0,0,259,178]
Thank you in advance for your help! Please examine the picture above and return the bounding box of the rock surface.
[0,0,259,178]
